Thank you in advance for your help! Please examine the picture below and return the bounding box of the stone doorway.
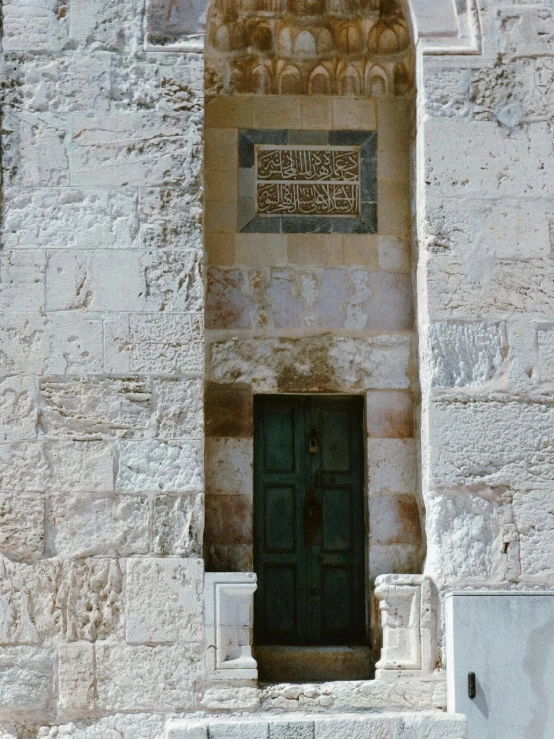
[253,394,371,681]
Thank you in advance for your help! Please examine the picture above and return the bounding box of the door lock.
[309,435,319,453]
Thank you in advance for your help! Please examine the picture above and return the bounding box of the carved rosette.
[206,0,414,95]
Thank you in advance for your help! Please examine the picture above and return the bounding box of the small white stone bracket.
[374,574,437,679]
[144,0,208,52]
[204,572,258,681]
[413,0,482,55]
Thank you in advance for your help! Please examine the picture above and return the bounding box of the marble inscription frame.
[238,130,377,234]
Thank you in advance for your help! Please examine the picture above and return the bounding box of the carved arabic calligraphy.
[255,145,360,217]
[257,148,359,182]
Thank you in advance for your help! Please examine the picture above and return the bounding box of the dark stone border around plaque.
[238,129,377,235]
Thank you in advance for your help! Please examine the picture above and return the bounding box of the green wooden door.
[254,395,366,646]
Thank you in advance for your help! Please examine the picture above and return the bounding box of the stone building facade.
[0,0,553,736]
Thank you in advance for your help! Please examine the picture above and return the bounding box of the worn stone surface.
[126,558,204,644]
[95,644,202,711]
[152,494,204,556]
[208,335,412,392]
[37,714,165,739]
[48,494,149,557]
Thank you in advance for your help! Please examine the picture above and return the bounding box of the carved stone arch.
[145,0,482,58]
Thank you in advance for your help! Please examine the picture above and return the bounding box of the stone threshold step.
[166,712,467,739]
[256,646,373,682]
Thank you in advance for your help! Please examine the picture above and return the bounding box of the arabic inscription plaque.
[255,145,360,218]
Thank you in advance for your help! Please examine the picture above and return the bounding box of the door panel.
[265,485,296,552]
[254,395,366,646]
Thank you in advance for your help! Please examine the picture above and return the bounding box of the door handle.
[468,672,476,699]
[304,489,322,547]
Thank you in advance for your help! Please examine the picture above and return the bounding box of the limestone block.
[0,313,103,376]
[46,441,114,492]
[152,494,204,556]
[498,7,554,59]
[368,439,415,495]
[139,188,203,250]
[427,321,504,388]
[537,326,554,384]
[206,268,256,330]
[37,714,165,739]
[206,438,253,495]
[0,647,54,719]
[208,335,412,393]
[426,255,554,321]
[206,544,253,573]
[49,494,149,557]
[0,376,38,441]
[205,383,253,438]
[2,54,112,114]
[47,249,203,313]
[2,187,139,248]
[425,120,554,199]
[369,544,423,580]
[0,440,112,493]
[422,64,470,118]
[105,313,203,375]
[95,644,201,711]
[205,572,257,680]
[40,377,151,439]
[209,723,267,739]
[2,113,69,187]
[57,642,95,717]
[112,55,204,114]
[0,494,44,560]
[471,58,554,124]
[126,558,203,644]
[369,495,421,546]
[269,722,313,739]
[198,685,261,711]
[146,0,208,48]
[0,251,45,313]
[1,0,67,51]
[315,716,400,739]
[70,114,201,188]
[166,721,208,739]
[429,399,554,487]
[205,494,252,546]
[116,440,204,493]
[513,489,554,579]
[69,0,143,51]
[425,197,551,259]
[366,391,413,438]
[377,237,410,273]
[400,714,467,739]
[425,486,509,584]
[0,557,123,644]
[55,558,124,642]
[374,575,437,676]
[153,378,203,439]
[207,268,412,333]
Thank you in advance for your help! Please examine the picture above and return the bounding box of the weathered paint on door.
[254,395,366,646]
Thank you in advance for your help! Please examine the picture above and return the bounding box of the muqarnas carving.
[239,129,376,233]
[206,0,414,95]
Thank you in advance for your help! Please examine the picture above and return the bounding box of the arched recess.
[202,0,424,673]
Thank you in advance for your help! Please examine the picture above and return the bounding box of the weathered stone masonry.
[0,0,554,736]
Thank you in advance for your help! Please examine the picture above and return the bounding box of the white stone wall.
[1,0,554,734]
[0,1,206,734]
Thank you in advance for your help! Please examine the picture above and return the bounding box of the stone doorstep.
[255,646,373,683]
[165,712,467,739]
